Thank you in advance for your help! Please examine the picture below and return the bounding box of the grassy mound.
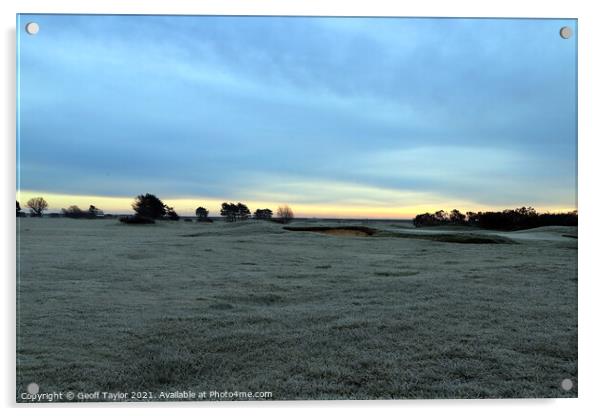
[378,231,514,244]
[283,226,512,243]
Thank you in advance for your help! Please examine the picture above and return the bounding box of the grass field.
[16,218,577,401]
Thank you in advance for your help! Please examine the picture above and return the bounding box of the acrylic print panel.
[16,14,577,402]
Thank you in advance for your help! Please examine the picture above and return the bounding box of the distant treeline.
[62,205,104,219]
[17,194,295,225]
[118,194,295,224]
[413,207,577,230]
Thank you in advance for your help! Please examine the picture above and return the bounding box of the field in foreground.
[16,218,577,400]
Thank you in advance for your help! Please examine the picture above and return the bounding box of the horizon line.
[16,190,578,220]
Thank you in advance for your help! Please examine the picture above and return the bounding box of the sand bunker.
[283,226,378,237]
[283,226,513,243]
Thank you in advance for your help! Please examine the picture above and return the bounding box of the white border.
[2,1,601,416]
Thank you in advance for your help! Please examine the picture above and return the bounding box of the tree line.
[19,196,577,231]
[120,194,294,224]
[413,207,578,230]
[18,194,296,224]
[17,197,106,219]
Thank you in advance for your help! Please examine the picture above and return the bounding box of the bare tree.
[276,205,294,223]
[27,197,48,217]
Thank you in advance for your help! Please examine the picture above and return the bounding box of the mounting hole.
[25,22,39,35]
[559,26,572,39]
[27,382,39,394]
[561,378,573,391]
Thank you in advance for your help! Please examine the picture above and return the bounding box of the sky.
[17,15,577,218]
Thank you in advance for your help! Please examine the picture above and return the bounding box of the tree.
[165,205,180,221]
[254,208,273,220]
[516,206,537,217]
[132,193,166,220]
[466,211,480,225]
[220,202,250,222]
[88,205,103,218]
[413,211,452,227]
[27,197,48,217]
[276,205,294,223]
[62,205,86,218]
[434,210,448,223]
[237,203,250,221]
[220,202,237,222]
[195,207,209,221]
[449,209,466,225]
[413,212,440,227]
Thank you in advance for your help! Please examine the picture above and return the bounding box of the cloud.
[17,15,577,216]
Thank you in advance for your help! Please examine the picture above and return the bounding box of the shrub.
[119,215,155,225]
[88,205,104,218]
[62,205,87,218]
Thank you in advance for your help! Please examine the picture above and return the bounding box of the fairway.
[16,218,578,400]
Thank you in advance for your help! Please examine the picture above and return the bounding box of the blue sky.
[17,15,577,217]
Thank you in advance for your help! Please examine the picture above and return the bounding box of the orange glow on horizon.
[16,190,577,220]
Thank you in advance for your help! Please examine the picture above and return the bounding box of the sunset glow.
[17,190,576,219]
